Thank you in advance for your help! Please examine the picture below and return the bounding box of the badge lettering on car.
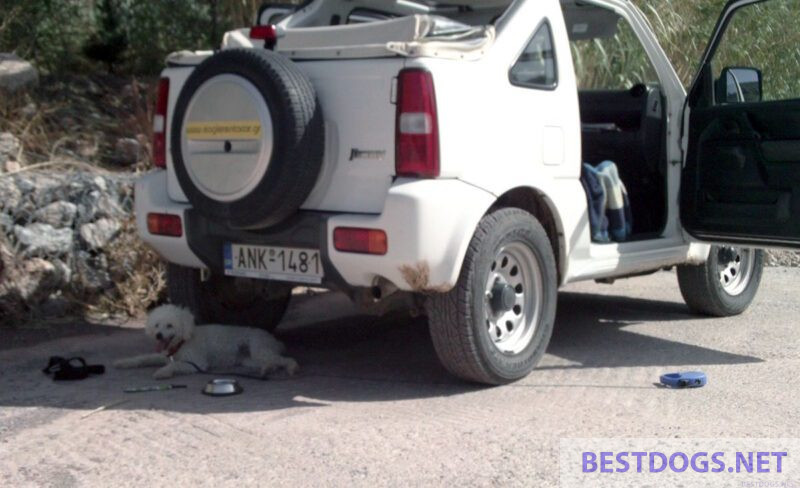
[349,149,386,161]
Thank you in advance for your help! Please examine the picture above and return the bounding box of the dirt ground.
[1,268,799,487]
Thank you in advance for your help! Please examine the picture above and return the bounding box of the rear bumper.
[136,172,495,292]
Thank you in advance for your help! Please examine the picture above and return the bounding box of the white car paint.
[137,0,712,293]
[135,172,204,269]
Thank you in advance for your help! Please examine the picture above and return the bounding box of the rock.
[0,53,39,94]
[14,173,67,210]
[766,250,800,267]
[0,178,21,211]
[92,175,108,192]
[0,132,21,165]
[75,251,112,292]
[0,235,11,280]
[3,160,21,173]
[113,138,141,166]
[40,294,73,316]
[77,139,99,159]
[20,102,37,119]
[0,212,12,231]
[13,258,67,303]
[52,258,72,285]
[14,223,73,256]
[33,201,78,228]
[13,174,35,193]
[79,189,124,221]
[14,172,61,195]
[79,218,121,250]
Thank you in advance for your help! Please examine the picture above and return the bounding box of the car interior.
[562,1,669,241]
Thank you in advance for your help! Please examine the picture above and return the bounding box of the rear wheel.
[427,209,558,385]
[677,246,764,317]
[167,264,292,331]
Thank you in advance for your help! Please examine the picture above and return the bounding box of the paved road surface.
[1,269,799,487]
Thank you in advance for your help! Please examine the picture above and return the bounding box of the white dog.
[114,304,298,379]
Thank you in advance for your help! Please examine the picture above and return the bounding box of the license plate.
[224,243,323,284]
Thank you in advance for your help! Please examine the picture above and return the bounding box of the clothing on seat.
[580,160,633,243]
[580,163,610,243]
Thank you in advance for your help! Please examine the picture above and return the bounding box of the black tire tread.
[677,248,764,317]
[427,209,557,385]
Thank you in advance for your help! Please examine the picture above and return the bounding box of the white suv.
[136,0,800,384]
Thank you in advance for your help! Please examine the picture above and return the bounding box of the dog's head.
[145,304,195,352]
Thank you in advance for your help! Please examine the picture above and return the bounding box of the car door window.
[710,0,800,104]
[569,16,659,90]
[510,21,557,89]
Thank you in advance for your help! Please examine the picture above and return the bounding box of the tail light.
[147,213,183,237]
[250,25,278,49]
[152,77,170,169]
[396,69,439,178]
[333,228,388,255]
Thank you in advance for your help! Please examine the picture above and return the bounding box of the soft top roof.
[338,0,512,7]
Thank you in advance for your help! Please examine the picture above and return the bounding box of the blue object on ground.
[659,371,707,389]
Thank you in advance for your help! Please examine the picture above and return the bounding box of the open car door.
[681,0,800,248]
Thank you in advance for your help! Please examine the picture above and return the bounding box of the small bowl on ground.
[202,379,243,397]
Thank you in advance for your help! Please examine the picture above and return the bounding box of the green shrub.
[0,0,94,74]
[0,0,235,75]
[120,0,213,75]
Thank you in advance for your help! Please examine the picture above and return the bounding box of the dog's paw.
[114,358,135,369]
[285,358,300,376]
[152,367,173,380]
[258,358,299,379]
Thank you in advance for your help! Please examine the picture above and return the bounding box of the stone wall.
[0,165,148,321]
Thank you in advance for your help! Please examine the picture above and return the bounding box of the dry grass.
[0,75,156,170]
[1,76,164,322]
[94,218,166,318]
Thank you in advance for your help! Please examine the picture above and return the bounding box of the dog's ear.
[145,300,164,313]
[179,307,196,340]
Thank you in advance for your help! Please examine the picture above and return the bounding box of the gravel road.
[1,268,799,487]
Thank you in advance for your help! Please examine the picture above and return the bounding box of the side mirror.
[716,67,763,104]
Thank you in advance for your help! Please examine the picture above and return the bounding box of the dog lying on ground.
[114,304,298,379]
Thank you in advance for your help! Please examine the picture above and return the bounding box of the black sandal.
[42,356,105,381]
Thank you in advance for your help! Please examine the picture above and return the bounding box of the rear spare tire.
[171,48,324,229]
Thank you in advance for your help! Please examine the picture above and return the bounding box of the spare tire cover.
[171,48,324,229]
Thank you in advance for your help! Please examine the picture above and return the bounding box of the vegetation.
[582,0,799,100]
[0,0,275,75]
[0,0,782,83]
